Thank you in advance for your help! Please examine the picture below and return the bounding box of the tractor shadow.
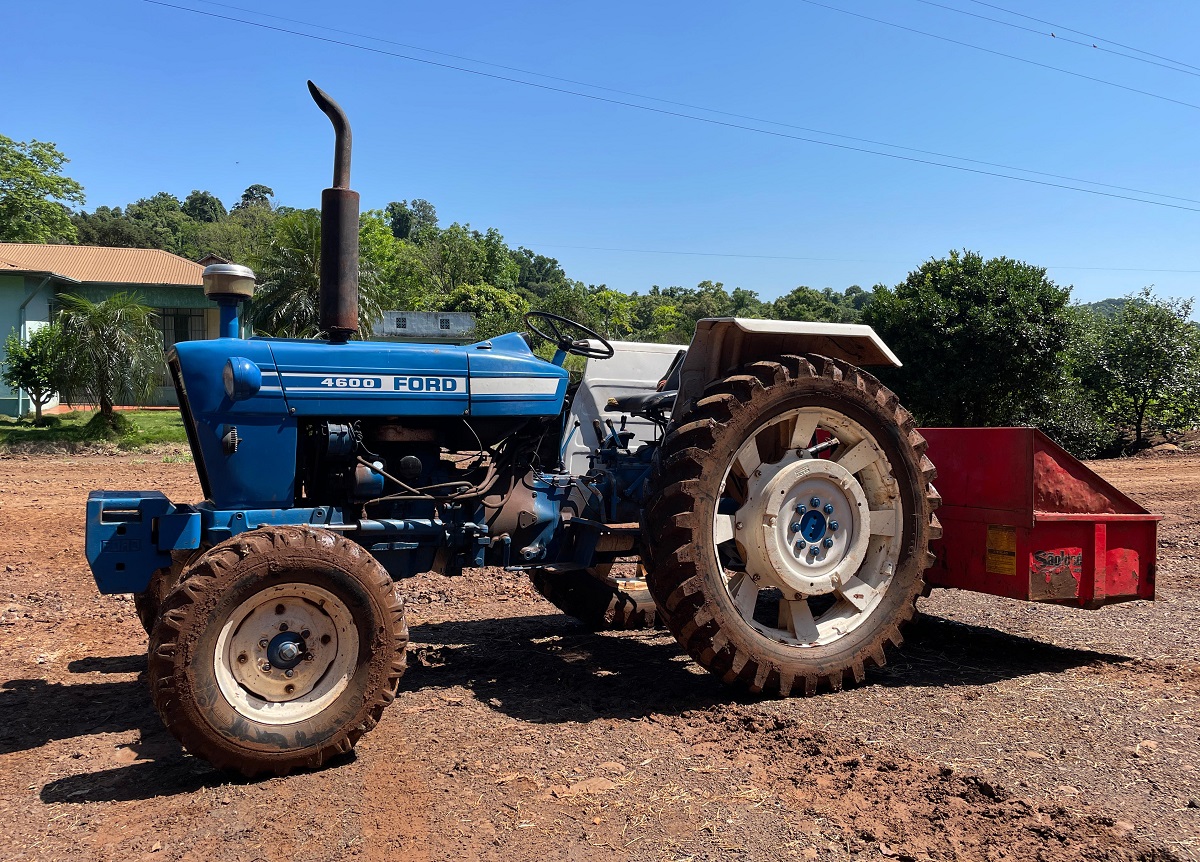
[9,655,334,805]
[403,614,732,722]
[873,614,1132,688]
[401,610,1132,724]
[23,611,1129,804]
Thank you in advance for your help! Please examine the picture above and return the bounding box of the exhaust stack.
[308,80,359,343]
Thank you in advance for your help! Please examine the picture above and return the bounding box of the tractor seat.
[606,390,677,415]
[604,347,686,418]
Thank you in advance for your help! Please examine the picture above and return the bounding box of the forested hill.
[68,187,879,343]
[61,187,1200,460]
[5,135,1196,460]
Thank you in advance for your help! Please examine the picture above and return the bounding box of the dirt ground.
[1,450,1197,862]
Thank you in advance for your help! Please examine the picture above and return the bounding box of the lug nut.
[795,504,806,513]
[810,497,822,508]
[304,652,314,662]
[829,521,839,531]
[824,503,834,514]
[790,523,802,533]
[259,639,269,649]
[285,669,294,678]
[262,662,271,672]
[237,653,248,664]
[285,684,295,695]
[809,545,820,555]
[794,542,804,554]
[823,537,835,548]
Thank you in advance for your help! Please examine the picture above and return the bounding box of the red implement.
[919,427,1158,608]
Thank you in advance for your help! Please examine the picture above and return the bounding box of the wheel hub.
[797,508,829,543]
[267,631,306,670]
[219,584,356,718]
[738,456,871,598]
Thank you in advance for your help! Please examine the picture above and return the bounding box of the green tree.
[57,293,162,427]
[1079,287,1200,449]
[863,250,1073,427]
[729,287,770,318]
[123,192,189,255]
[440,283,529,340]
[385,199,438,241]
[73,205,155,248]
[773,286,860,323]
[0,135,85,243]
[1012,305,1119,459]
[2,324,67,424]
[234,184,275,211]
[250,209,387,338]
[182,190,228,223]
[514,247,569,300]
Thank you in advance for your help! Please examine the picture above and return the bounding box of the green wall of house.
[2,278,212,416]
[60,283,210,309]
[0,274,55,416]
[55,284,213,408]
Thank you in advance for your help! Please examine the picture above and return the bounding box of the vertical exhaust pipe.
[308,81,359,343]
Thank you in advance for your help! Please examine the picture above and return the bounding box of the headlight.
[223,357,262,401]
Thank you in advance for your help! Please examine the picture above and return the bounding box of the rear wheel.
[643,354,940,695]
[530,564,659,630]
[148,526,407,776]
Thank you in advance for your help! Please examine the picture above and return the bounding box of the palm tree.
[57,292,162,427]
[250,209,385,338]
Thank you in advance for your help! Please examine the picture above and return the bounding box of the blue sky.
[5,0,1199,307]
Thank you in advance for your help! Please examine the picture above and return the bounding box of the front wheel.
[148,526,408,777]
[643,354,940,696]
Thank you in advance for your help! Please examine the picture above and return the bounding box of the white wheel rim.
[214,583,359,725]
[713,406,904,647]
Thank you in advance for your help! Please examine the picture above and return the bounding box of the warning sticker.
[986,524,1017,576]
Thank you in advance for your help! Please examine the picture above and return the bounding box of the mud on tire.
[133,549,206,636]
[148,526,408,777]
[643,354,941,696]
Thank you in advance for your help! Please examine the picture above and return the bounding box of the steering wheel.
[524,311,615,360]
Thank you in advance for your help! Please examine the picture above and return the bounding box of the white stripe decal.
[472,377,561,395]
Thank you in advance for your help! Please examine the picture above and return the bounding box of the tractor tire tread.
[148,526,407,778]
[642,354,940,697]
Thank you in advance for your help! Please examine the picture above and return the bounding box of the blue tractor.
[85,84,940,776]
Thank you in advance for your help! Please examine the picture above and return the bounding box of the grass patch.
[0,410,189,450]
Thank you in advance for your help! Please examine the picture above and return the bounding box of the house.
[375,311,476,342]
[0,243,214,414]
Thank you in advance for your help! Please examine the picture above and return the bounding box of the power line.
[534,243,1200,273]
[175,0,1200,207]
[796,0,1200,112]
[963,0,1200,74]
[142,0,1200,214]
[905,0,1200,79]
[532,245,905,264]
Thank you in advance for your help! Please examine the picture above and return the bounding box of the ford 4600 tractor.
[85,84,1159,777]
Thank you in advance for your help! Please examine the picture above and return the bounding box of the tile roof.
[0,243,203,286]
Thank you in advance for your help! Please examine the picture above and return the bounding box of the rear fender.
[672,318,901,420]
